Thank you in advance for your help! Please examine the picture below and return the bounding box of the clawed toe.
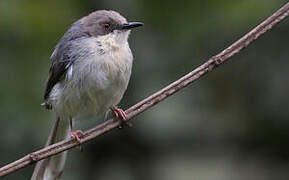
[110,106,132,128]
[110,106,127,120]
[70,130,84,143]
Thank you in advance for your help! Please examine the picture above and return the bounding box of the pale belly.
[63,80,126,119]
[50,58,132,120]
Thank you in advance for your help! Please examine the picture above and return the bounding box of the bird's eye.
[103,23,111,31]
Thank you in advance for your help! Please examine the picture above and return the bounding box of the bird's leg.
[69,118,84,144]
[110,106,132,128]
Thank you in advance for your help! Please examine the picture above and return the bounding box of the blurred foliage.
[0,0,289,179]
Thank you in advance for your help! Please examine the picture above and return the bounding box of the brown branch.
[1,2,289,178]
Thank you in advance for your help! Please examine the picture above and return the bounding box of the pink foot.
[110,106,132,128]
[70,130,84,143]
[110,106,127,120]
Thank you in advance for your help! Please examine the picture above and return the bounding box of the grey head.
[81,10,143,37]
[52,10,143,58]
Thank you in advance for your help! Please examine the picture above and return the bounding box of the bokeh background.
[1,0,289,179]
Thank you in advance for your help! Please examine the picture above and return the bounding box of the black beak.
[119,22,144,30]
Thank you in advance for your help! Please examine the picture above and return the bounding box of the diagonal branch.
[1,2,289,178]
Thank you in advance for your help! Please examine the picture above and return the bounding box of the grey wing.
[43,20,91,108]
[43,46,73,102]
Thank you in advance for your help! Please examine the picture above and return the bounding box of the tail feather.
[31,117,70,180]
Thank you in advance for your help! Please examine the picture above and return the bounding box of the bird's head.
[81,10,143,45]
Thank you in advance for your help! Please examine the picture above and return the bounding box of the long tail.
[31,116,70,180]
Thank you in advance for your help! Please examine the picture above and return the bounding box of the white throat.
[96,30,131,51]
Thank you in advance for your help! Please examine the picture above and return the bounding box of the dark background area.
[0,0,289,179]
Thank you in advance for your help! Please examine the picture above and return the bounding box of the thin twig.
[1,2,289,178]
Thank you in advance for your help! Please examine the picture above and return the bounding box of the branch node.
[29,153,38,162]
[215,56,223,66]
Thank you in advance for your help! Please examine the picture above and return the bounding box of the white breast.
[50,36,133,120]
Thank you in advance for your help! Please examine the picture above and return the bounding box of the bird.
[31,10,143,180]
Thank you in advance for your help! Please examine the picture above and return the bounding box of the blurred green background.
[1,0,289,179]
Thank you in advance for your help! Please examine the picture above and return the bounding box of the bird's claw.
[110,106,132,128]
[70,130,84,143]
[111,106,127,120]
